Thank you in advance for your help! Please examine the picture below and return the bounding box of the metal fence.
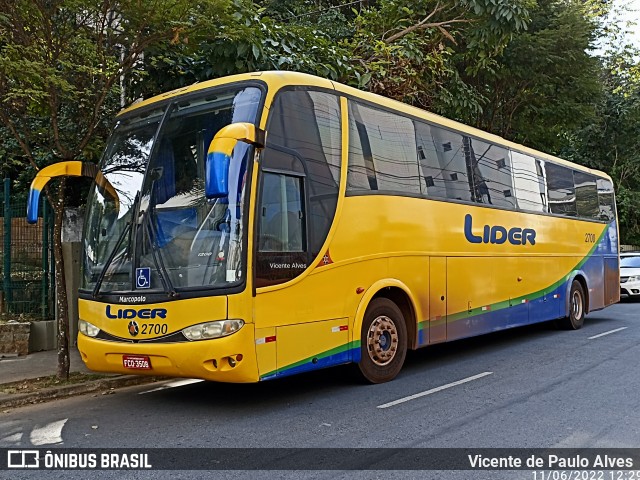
[0,178,54,319]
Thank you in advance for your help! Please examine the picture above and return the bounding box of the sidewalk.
[0,347,92,384]
[0,348,162,409]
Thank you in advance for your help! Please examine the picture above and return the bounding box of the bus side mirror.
[205,123,265,199]
[26,161,120,224]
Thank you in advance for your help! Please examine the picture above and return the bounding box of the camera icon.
[7,450,40,468]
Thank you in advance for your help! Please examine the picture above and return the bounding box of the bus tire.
[558,280,586,330]
[356,298,407,384]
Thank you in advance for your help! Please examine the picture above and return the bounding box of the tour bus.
[27,71,619,384]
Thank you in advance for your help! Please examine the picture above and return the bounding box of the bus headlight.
[182,319,244,341]
[79,320,100,337]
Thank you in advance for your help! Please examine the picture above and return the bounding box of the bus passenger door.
[429,257,447,344]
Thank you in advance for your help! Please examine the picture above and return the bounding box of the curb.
[0,375,165,409]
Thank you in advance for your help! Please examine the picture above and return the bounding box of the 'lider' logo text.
[105,306,167,319]
[464,214,536,245]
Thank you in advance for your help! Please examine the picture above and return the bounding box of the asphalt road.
[2,300,640,480]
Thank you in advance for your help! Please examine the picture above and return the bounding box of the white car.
[620,253,640,298]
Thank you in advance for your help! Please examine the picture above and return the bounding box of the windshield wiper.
[92,190,141,298]
[92,173,178,298]
[92,220,132,299]
[139,167,178,298]
[139,207,177,298]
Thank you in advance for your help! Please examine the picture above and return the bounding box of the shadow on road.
[130,302,635,411]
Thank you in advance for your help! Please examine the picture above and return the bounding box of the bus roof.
[119,71,611,182]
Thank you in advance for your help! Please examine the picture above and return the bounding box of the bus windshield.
[82,86,262,294]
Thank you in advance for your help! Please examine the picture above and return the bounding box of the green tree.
[572,56,640,244]
[137,0,531,109]
[451,0,603,153]
[0,0,228,379]
[564,0,640,244]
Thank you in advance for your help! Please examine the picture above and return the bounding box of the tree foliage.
[0,0,229,379]
[552,0,640,244]
[451,0,603,153]
[0,0,228,168]
[571,51,640,243]
[138,0,531,108]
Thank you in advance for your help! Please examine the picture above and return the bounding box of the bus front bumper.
[77,323,260,383]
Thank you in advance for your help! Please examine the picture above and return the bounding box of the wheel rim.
[366,315,399,366]
[571,289,583,320]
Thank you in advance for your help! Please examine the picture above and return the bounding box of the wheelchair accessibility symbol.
[136,267,151,289]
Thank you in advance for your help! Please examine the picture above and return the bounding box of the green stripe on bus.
[260,340,361,379]
[418,224,610,329]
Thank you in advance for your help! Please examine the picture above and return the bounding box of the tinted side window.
[347,102,420,194]
[263,90,341,256]
[259,173,305,253]
[465,137,515,209]
[546,163,577,216]
[417,124,473,202]
[256,173,308,287]
[597,178,616,222]
[512,151,548,212]
[416,123,515,209]
[257,90,341,287]
[573,170,599,219]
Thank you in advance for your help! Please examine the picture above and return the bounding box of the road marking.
[588,327,627,339]
[30,419,67,445]
[0,357,20,362]
[1,432,23,444]
[376,372,493,409]
[138,379,203,395]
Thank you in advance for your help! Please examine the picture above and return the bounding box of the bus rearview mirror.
[205,123,265,199]
[27,161,120,224]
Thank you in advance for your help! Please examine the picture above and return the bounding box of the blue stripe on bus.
[263,221,618,380]
[261,347,357,381]
[420,221,618,345]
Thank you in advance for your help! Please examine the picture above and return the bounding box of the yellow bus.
[27,71,619,384]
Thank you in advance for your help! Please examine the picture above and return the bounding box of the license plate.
[122,355,152,370]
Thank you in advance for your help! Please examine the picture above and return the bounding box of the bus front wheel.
[356,298,407,383]
[558,280,586,330]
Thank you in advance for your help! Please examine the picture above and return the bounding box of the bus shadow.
[136,312,626,409]
[136,365,359,411]
[403,321,555,373]
[401,310,628,377]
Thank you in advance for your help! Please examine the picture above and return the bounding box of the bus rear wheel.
[557,280,586,330]
[357,298,407,384]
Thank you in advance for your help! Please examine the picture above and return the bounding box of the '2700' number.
[584,233,596,243]
[141,323,168,335]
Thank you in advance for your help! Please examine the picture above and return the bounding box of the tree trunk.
[52,180,70,380]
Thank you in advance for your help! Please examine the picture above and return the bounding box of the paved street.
[1,301,639,480]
